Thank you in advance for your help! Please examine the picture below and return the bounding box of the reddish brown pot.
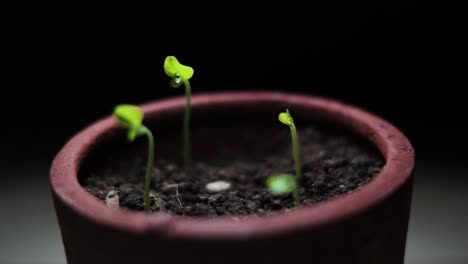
[50,92,414,264]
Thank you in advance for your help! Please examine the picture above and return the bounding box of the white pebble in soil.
[150,191,166,209]
[105,190,119,209]
[206,181,231,193]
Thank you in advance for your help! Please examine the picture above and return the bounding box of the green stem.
[183,79,191,174]
[290,123,302,180]
[140,126,154,211]
[292,184,300,207]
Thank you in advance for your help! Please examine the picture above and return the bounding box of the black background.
[7,1,464,172]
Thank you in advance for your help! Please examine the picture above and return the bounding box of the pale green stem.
[139,126,154,211]
[182,79,191,174]
[289,123,302,180]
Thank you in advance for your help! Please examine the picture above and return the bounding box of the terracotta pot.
[50,92,414,264]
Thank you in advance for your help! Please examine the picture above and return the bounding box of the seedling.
[278,109,302,179]
[266,174,300,207]
[164,56,194,174]
[114,104,155,211]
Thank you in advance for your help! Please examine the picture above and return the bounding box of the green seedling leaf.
[266,174,297,194]
[278,109,293,126]
[114,104,144,141]
[164,56,194,88]
[113,104,155,211]
[266,173,301,207]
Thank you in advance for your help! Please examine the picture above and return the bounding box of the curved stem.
[140,126,155,211]
[290,123,302,180]
[183,79,191,174]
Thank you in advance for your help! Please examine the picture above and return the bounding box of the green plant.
[266,174,300,207]
[164,56,194,174]
[114,104,155,211]
[278,109,302,179]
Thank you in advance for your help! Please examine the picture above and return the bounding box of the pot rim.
[50,92,414,240]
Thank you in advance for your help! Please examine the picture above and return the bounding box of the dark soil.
[82,126,384,217]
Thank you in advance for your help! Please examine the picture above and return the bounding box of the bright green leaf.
[114,104,143,128]
[278,109,294,126]
[113,104,144,141]
[164,56,194,88]
[266,174,297,194]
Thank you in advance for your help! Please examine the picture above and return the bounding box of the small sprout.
[164,56,194,174]
[266,174,300,207]
[114,104,155,211]
[278,109,302,179]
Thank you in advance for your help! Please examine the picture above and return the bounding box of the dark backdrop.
[6,1,465,172]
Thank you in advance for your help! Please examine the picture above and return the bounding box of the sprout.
[266,174,300,207]
[114,104,155,211]
[278,109,302,179]
[164,56,194,174]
